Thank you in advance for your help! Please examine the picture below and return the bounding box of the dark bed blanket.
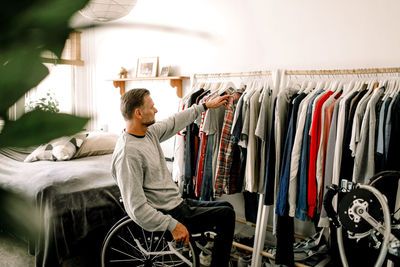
[0,151,124,267]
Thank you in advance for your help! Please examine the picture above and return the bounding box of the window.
[25,64,73,114]
[7,31,84,120]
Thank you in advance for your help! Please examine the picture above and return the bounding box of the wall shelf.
[111,76,190,98]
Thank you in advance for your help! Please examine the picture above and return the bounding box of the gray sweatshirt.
[111,104,205,232]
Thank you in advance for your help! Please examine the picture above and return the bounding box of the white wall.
[73,0,400,134]
[72,0,400,231]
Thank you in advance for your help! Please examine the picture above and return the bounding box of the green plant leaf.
[0,49,49,113]
[0,0,92,244]
[0,110,89,148]
[0,0,89,58]
[10,0,88,57]
[0,187,41,241]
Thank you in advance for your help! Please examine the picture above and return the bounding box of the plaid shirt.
[214,91,242,196]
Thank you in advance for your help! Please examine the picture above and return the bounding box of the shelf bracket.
[169,79,183,98]
[113,81,126,95]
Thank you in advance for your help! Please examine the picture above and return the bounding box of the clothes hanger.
[263,75,273,96]
[341,73,354,93]
[346,77,361,96]
[330,80,340,93]
[362,79,375,97]
[238,75,246,91]
[314,76,324,91]
[294,75,302,91]
[267,75,274,95]
[202,80,210,91]
[387,79,396,98]
[299,79,308,93]
[304,80,315,94]
[182,79,202,102]
[382,79,391,100]
[334,75,347,94]
[259,76,266,93]
[247,78,262,98]
[393,78,400,96]
[268,76,274,95]
[388,79,395,94]
[341,79,353,96]
[242,79,254,101]
[284,75,294,92]
[224,81,237,95]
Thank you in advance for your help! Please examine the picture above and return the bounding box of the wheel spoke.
[141,227,150,251]
[110,247,145,262]
[151,238,170,260]
[127,226,145,254]
[152,230,167,252]
[153,260,184,266]
[110,258,142,263]
[117,234,146,258]
[149,231,154,251]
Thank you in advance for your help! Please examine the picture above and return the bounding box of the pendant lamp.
[79,0,137,22]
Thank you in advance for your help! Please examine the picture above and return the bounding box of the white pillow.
[73,132,119,158]
[24,134,86,162]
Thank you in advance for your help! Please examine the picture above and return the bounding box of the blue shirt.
[295,90,323,220]
[276,93,307,216]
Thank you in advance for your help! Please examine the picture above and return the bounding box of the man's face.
[139,95,158,126]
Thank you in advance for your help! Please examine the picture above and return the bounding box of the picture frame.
[159,66,171,77]
[136,57,159,78]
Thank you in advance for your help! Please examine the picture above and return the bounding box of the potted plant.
[25,91,60,113]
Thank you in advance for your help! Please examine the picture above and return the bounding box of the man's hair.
[120,88,150,121]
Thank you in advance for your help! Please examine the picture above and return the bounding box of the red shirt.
[308,91,333,218]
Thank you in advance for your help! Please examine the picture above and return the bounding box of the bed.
[0,147,125,267]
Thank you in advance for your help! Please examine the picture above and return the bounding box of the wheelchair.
[101,200,218,267]
[324,171,400,267]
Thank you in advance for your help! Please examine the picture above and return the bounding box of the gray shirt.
[111,104,205,232]
[255,87,272,193]
[353,87,384,183]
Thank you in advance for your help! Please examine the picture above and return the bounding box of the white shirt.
[245,89,262,192]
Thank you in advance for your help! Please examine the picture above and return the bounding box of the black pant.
[166,198,235,267]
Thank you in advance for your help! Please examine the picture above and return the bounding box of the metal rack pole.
[285,67,400,75]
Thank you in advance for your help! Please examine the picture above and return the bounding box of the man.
[111,88,236,267]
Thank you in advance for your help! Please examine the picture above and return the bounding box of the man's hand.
[206,95,229,109]
[171,222,190,246]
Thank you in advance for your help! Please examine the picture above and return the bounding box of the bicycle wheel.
[101,216,198,267]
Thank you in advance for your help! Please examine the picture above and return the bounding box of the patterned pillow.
[24,133,87,162]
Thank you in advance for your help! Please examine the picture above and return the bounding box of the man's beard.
[142,119,155,127]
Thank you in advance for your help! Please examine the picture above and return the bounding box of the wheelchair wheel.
[101,216,199,267]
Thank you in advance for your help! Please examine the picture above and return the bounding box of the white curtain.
[72,28,98,131]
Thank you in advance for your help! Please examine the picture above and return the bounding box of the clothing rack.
[186,67,400,267]
[190,69,305,266]
[252,66,400,267]
[190,70,274,266]
[285,67,400,75]
[193,70,272,79]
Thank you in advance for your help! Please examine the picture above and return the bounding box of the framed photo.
[159,66,170,77]
[136,57,158,78]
